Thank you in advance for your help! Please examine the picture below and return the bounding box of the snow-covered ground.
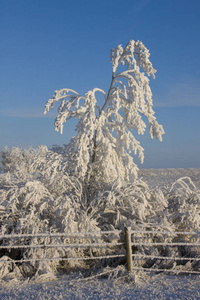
[0,168,200,299]
[139,168,200,190]
[1,272,200,299]
[0,269,200,299]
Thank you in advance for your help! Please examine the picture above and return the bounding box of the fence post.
[125,226,132,272]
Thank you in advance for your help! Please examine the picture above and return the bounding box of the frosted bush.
[1,146,49,177]
[88,179,168,231]
[166,177,200,263]
[0,146,108,279]
[167,177,200,232]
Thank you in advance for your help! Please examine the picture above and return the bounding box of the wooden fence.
[0,227,200,275]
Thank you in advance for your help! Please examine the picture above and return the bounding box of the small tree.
[44,40,164,194]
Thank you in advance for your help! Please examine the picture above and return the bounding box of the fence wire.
[0,242,125,250]
[0,229,123,239]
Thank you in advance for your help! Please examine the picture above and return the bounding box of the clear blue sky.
[0,0,200,168]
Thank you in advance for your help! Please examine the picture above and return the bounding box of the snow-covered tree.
[44,40,164,193]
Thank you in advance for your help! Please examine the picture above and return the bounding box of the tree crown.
[44,40,164,184]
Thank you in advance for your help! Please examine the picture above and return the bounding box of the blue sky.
[0,0,200,168]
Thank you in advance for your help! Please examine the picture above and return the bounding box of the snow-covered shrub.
[0,146,110,279]
[1,146,43,176]
[87,179,168,231]
[167,177,200,232]
[166,177,200,263]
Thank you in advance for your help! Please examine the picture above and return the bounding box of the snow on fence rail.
[0,228,200,275]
